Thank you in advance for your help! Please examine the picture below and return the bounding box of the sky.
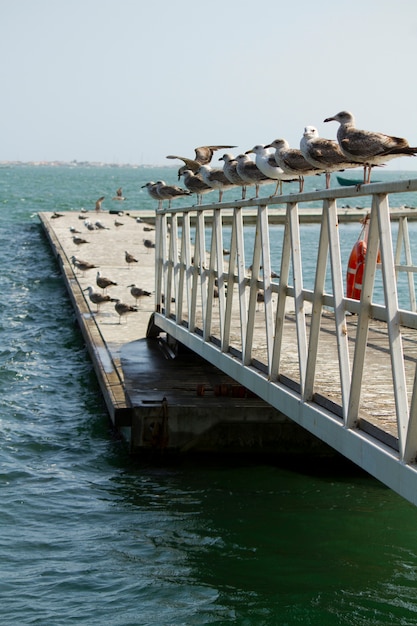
[2,0,417,168]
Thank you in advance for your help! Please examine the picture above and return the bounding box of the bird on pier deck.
[128,284,152,306]
[114,300,138,323]
[72,235,89,245]
[71,256,98,274]
[95,196,105,212]
[143,238,155,252]
[125,250,138,268]
[324,110,417,184]
[83,285,117,312]
[96,271,117,293]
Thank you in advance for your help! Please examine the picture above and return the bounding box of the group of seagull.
[143,111,417,206]
[70,229,152,322]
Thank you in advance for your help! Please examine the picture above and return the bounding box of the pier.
[40,177,417,506]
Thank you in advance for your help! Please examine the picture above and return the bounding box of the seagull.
[179,169,213,205]
[114,300,138,323]
[197,164,235,201]
[128,284,152,306]
[114,218,124,227]
[143,238,155,251]
[112,187,125,200]
[69,226,82,234]
[72,235,89,245]
[300,126,359,189]
[266,138,323,192]
[95,220,110,230]
[324,110,417,184]
[245,145,296,195]
[219,153,249,199]
[96,271,117,293]
[83,285,117,312]
[95,196,105,212]
[125,250,138,268]
[142,181,163,208]
[154,180,191,207]
[84,220,96,231]
[236,153,275,197]
[71,256,98,273]
[166,145,237,178]
[51,212,64,219]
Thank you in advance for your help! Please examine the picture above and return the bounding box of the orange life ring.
[346,239,367,298]
[352,260,365,300]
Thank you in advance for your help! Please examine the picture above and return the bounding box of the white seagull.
[324,110,417,184]
[245,144,296,195]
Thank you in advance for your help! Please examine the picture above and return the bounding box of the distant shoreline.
[0,160,175,169]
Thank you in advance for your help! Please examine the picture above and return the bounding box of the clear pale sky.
[2,0,417,168]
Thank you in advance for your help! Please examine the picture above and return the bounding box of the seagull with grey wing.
[266,138,324,193]
[128,284,152,306]
[114,300,138,324]
[96,271,117,293]
[219,153,250,199]
[83,285,118,312]
[179,169,213,205]
[154,180,191,207]
[197,164,235,202]
[236,153,275,198]
[166,145,237,178]
[324,110,417,184]
[300,126,360,189]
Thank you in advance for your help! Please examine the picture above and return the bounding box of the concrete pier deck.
[39,209,300,455]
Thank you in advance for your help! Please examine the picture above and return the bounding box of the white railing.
[152,178,417,505]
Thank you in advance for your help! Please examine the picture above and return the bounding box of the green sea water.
[2,165,417,625]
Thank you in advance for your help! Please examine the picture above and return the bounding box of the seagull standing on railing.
[179,169,213,205]
[154,180,191,207]
[197,164,235,202]
[236,153,275,198]
[300,126,359,189]
[219,153,249,199]
[245,145,297,195]
[266,138,324,192]
[324,110,417,184]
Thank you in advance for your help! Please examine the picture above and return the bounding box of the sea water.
[2,165,417,625]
